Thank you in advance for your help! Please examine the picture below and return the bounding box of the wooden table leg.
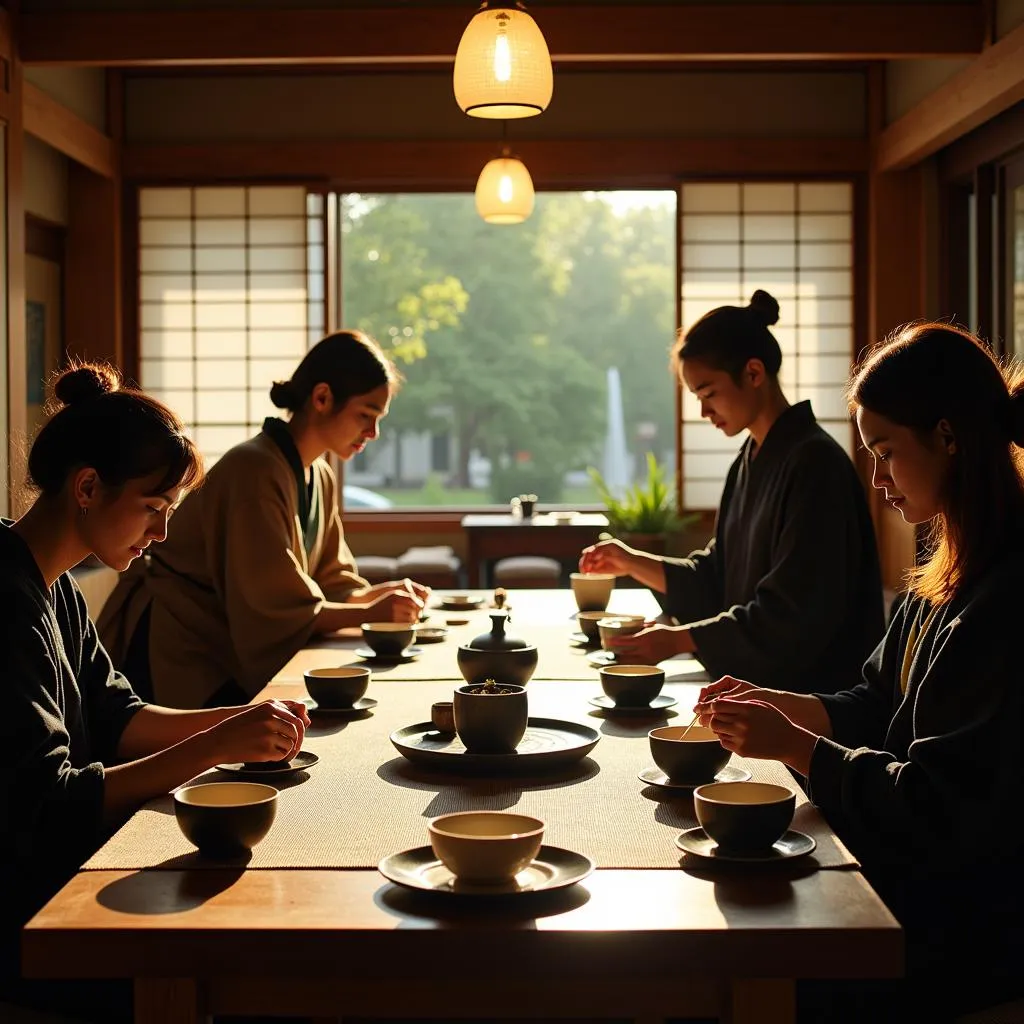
[727,978,795,1024]
[134,978,206,1024]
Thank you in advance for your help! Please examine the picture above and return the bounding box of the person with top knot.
[580,289,884,694]
[2,362,310,1020]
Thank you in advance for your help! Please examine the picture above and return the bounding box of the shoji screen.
[138,186,325,463]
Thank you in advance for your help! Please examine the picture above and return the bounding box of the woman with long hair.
[697,323,1024,1019]
[581,289,884,694]
[100,330,426,709]
[2,363,309,1020]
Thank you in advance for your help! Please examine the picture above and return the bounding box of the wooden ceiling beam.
[21,5,983,67]
[23,81,116,178]
[121,137,868,187]
[876,19,1024,170]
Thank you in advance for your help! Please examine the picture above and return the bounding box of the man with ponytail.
[2,363,311,1020]
[100,330,426,709]
[697,323,1024,1019]
[581,290,884,695]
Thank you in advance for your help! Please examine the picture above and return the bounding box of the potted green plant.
[587,453,696,555]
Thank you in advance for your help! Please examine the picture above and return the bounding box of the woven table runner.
[85,680,857,872]
[275,622,708,684]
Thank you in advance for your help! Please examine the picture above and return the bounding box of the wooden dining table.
[21,590,902,1024]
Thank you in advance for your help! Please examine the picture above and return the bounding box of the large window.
[336,191,679,510]
[137,183,856,512]
[138,186,324,462]
[679,182,854,508]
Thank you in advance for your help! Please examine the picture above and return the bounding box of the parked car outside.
[343,484,393,509]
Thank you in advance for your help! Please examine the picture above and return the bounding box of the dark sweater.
[810,554,1024,986]
[0,522,143,979]
[659,402,884,693]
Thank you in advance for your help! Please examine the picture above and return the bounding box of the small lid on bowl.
[468,611,531,651]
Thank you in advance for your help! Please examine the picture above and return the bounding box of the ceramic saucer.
[414,626,448,644]
[215,750,320,777]
[436,597,486,611]
[303,696,377,716]
[586,650,617,667]
[378,845,594,896]
[353,645,423,662]
[637,763,751,790]
[569,631,598,648]
[589,694,677,715]
[674,827,816,863]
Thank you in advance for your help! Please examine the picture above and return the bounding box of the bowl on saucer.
[361,622,416,657]
[303,665,370,709]
[694,781,796,855]
[598,664,665,707]
[428,811,545,884]
[648,724,730,785]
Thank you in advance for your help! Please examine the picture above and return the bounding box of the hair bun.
[748,289,780,327]
[269,379,300,410]
[53,363,120,407]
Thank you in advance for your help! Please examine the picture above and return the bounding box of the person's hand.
[367,585,423,623]
[371,578,431,602]
[610,623,689,663]
[702,697,805,763]
[206,700,307,764]
[578,539,636,577]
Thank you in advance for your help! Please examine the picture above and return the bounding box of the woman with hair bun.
[580,290,884,694]
[100,330,426,710]
[696,323,1024,1018]
[2,362,310,1020]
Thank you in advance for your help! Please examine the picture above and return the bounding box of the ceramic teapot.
[456,612,538,686]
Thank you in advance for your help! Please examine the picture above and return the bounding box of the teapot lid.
[468,611,530,651]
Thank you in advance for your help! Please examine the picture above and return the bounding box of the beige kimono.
[98,432,366,709]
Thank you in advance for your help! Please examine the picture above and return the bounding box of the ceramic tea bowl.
[570,572,615,612]
[174,782,277,858]
[694,781,796,853]
[599,664,665,707]
[648,724,730,784]
[361,622,415,657]
[303,665,371,709]
[428,811,544,883]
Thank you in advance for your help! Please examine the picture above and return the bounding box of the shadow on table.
[377,756,600,816]
[372,876,591,926]
[96,862,248,914]
[590,712,679,737]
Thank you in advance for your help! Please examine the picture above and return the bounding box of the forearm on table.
[313,601,376,633]
[116,705,240,760]
[103,731,219,824]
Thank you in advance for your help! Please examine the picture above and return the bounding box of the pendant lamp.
[474,149,535,224]
[454,2,553,119]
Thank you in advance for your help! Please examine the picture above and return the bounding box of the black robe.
[0,522,143,985]
[659,402,884,693]
[810,552,1024,1008]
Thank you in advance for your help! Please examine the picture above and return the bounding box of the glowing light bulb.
[498,175,514,204]
[493,31,512,82]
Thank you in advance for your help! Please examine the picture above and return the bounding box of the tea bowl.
[575,610,607,643]
[597,615,646,652]
[570,572,616,612]
[648,724,730,784]
[453,682,528,754]
[361,621,415,657]
[174,782,277,858]
[694,781,796,854]
[599,664,665,707]
[428,810,545,884]
[303,665,370,709]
